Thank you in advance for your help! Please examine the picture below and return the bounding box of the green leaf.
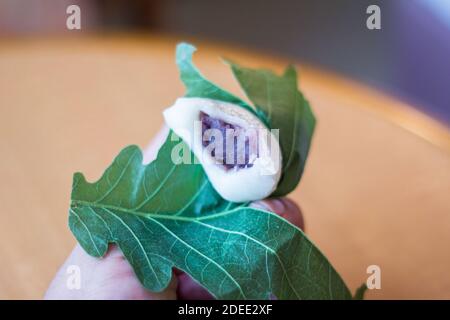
[176,43,258,117]
[353,283,368,300]
[226,61,316,196]
[69,133,351,299]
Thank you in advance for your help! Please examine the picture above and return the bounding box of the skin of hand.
[45,127,305,300]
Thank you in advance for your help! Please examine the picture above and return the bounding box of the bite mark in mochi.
[200,112,259,170]
[163,97,282,202]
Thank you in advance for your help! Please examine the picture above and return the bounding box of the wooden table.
[0,35,449,299]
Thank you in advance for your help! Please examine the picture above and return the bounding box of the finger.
[97,246,178,300]
[176,271,214,300]
[142,125,169,164]
[100,244,179,300]
[45,244,178,300]
[251,198,305,231]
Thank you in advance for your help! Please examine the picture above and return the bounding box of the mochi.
[163,97,282,202]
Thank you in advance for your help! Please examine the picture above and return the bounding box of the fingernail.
[268,199,287,214]
[250,200,272,211]
[251,199,286,215]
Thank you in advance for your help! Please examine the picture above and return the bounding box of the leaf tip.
[72,172,86,188]
[176,42,196,63]
[353,283,368,300]
[221,56,237,67]
[119,144,145,166]
[284,64,297,76]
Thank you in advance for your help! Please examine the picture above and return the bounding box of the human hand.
[45,127,305,300]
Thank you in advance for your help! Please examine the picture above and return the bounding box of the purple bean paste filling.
[200,112,258,170]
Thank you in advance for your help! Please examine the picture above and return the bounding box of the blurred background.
[1,0,450,300]
[0,0,449,125]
